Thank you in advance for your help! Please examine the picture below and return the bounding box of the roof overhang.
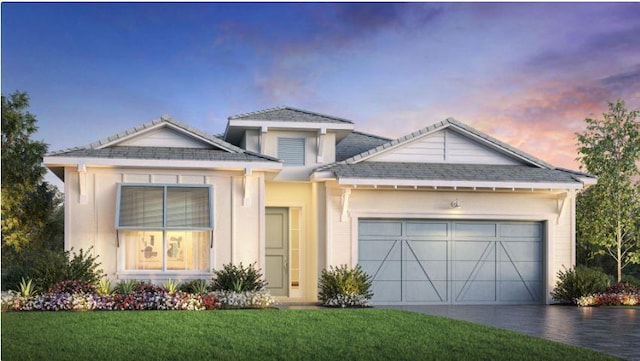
[225,120,354,144]
[44,156,283,181]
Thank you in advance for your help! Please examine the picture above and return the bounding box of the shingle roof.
[326,162,583,184]
[47,115,246,156]
[48,146,279,162]
[335,131,392,162]
[229,106,354,124]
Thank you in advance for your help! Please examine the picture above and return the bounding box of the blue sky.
[2,2,639,186]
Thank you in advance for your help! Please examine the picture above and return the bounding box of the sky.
[2,2,639,188]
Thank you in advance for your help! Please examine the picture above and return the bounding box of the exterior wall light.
[450,199,461,209]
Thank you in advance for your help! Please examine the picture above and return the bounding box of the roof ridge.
[229,106,354,124]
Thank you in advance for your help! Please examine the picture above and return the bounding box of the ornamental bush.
[210,263,267,292]
[318,264,373,308]
[551,266,610,304]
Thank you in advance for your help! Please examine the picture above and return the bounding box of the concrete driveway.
[380,305,639,361]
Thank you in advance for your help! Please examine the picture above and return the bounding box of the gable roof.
[229,106,354,124]
[48,115,245,155]
[44,115,282,181]
[318,118,553,171]
[314,118,597,189]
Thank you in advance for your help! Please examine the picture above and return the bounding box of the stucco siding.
[323,183,573,304]
[63,166,262,283]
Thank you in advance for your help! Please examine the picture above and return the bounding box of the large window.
[116,185,213,272]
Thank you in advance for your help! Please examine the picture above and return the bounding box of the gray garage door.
[358,220,543,304]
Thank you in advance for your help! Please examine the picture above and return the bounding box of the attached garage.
[358,219,544,305]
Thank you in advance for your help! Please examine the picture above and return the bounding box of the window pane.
[166,231,210,271]
[123,230,163,270]
[166,187,211,228]
[119,187,163,228]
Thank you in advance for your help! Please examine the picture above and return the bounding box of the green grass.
[1,309,619,361]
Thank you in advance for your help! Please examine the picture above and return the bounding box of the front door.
[265,208,289,296]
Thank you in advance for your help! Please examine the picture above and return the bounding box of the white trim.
[337,177,584,190]
[44,156,282,171]
[258,173,266,274]
[228,119,354,131]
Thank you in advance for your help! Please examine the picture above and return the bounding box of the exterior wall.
[244,129,337,181]
[368,129,520,165]
[265,181,322,301]
[117,127,211,148]
[63,166,263,284]
[323,183,575,304]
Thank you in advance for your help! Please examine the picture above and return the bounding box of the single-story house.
[44,106,596,304]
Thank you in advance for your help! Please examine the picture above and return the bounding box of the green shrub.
[31,247,104,291]
[114,279,141,295]
[551,265,610,304]
[210,263,266,292]
[318,264,373,307]
[621,274,640,288]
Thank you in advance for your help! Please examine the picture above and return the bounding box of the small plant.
[18,278,38,297]
[211,263,266,292]
[318,264,373,308]
[163,279,180,295]
[551,265,610,304]
[114,279,139,295]
[179,279,210,295]
[96,279,114,296]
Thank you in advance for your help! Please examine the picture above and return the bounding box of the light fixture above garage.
[450,199,461,209]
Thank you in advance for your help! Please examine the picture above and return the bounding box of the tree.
[1,91,49,248]
[576,100,640,282]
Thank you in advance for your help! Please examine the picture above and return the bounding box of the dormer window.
[278,137,305,166]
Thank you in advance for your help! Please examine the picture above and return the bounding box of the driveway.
[380,305,639,361]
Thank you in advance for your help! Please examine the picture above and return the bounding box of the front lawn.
[1,309,618,361]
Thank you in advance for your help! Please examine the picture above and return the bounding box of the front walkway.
[380,305,639,361]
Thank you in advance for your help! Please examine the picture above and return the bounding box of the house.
[44,107,596,304]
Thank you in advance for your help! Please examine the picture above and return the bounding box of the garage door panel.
[500,223,541,238]
[359,260,401,281]
[405,281,447,302]
[454,223,497,238]
[404,240,447,260]
[371,282,402,302]
[359,240,401,261]
[453,241,495,261]
[406,222,449,238]
[454,281,496,302]
[499,261,541,281]
[405,260,447,281]
[453,260,496,281]
[498,242,541,261]
[359,221,402,237]
[499,281,540,302]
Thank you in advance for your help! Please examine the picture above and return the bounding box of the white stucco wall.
[323,184,576,304]
[63,166,264,284]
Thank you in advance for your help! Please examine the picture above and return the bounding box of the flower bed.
[576,282,640,307]
[1,279,276,312]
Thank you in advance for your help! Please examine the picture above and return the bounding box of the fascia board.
[227,119,354,131]
[43,156,283,171]
[336,177,584,190]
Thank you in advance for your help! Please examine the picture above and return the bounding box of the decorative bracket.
[317,128,327,163]
[243,168,253,207]
[556,192,568,224]
[77,163,88,204]
[341,188,351,222]
[259,126,268,154]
